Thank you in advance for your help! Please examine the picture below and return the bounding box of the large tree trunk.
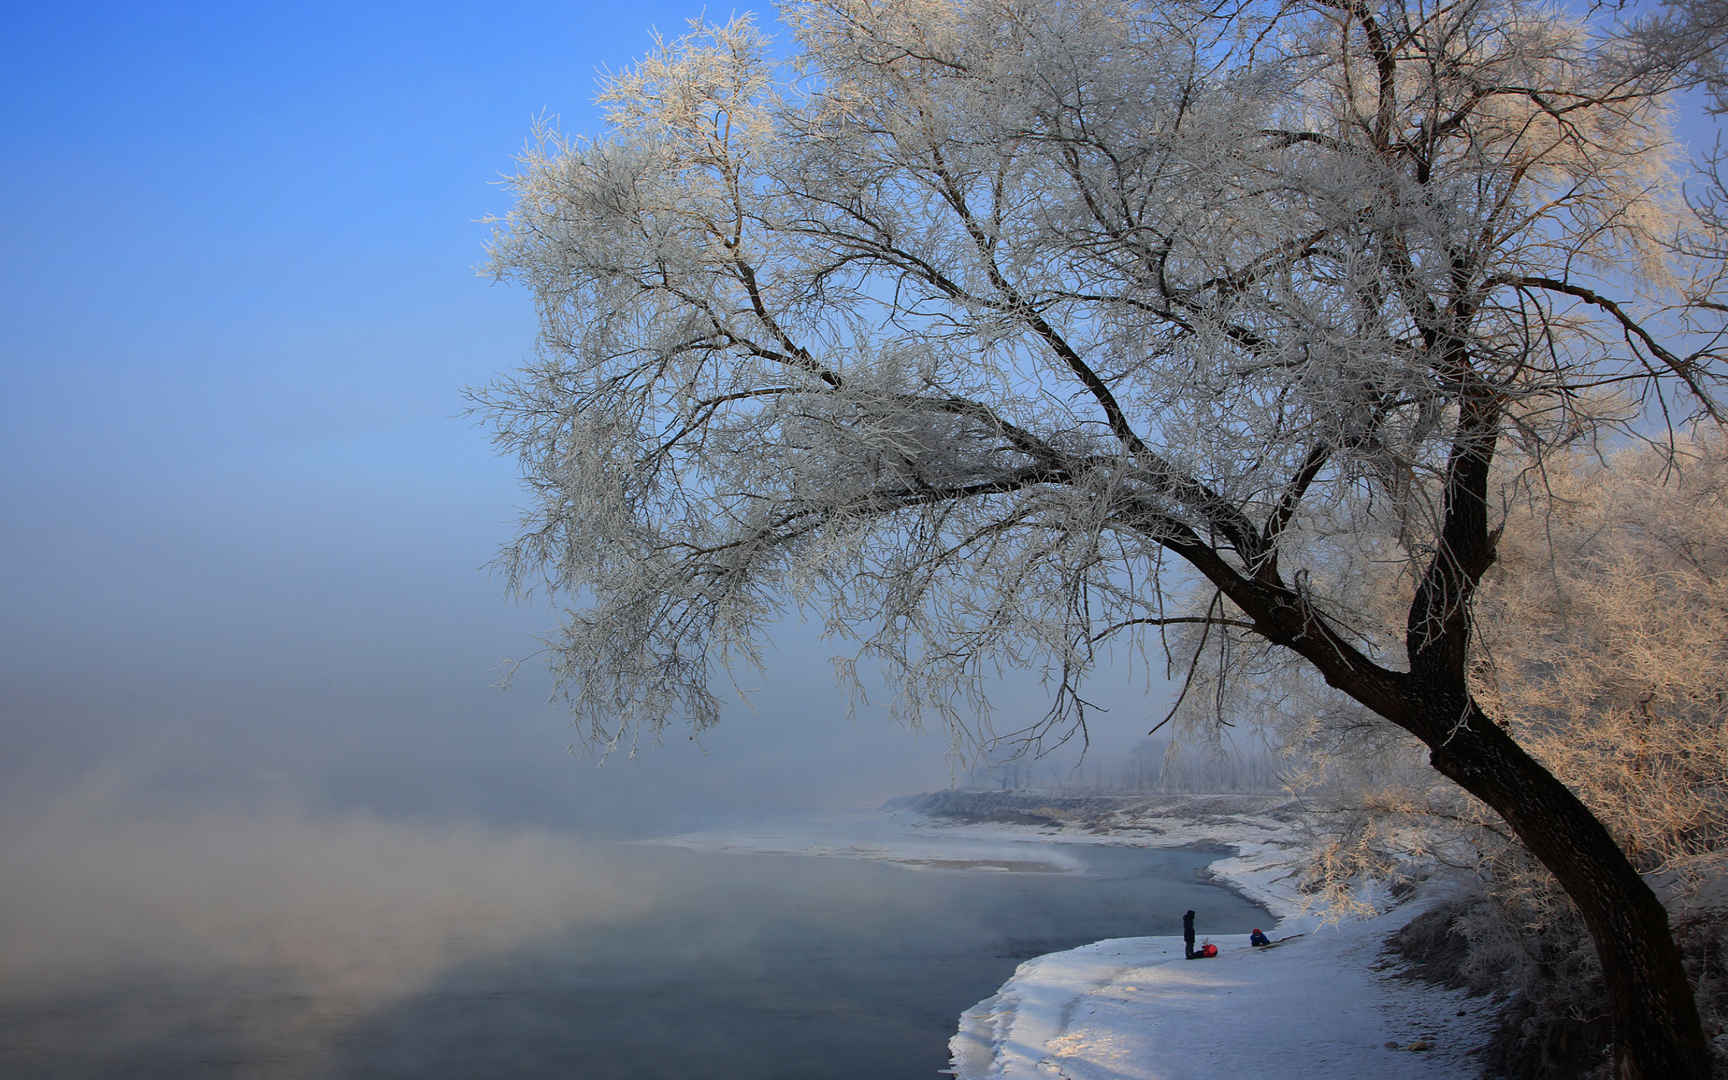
[1420,695,1711,1079]
[1387,391,1712,1076]
[1172,395,1713,1075]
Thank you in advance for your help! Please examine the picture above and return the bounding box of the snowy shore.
[646,792,1497,1077]
[928,793,1498,1080]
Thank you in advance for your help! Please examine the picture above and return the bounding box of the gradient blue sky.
[2,1,1184,832]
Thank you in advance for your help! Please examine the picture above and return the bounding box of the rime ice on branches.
[475,3,1727,1074]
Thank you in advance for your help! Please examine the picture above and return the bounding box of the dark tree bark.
[1422,696,1710,1080]
[1160,396,1715,1078]
[1198,576,1716,1078]
[1403,396,1708,1077]
[1396,393,1705,1076]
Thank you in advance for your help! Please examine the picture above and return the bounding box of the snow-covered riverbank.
[647,791,1496,1077]
[926,793,1497,1079]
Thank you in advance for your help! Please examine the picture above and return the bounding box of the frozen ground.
[941,799,1497,1080]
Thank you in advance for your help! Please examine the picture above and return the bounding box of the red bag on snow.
[1200,943,1218,958]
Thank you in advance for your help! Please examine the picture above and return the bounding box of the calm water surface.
[1,838,1268,1079]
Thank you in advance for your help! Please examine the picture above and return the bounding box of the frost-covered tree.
[475,1,1725,1072]
[1635,0,1728,329]
[1642,0,1728,109]
[1475,440,1728,895]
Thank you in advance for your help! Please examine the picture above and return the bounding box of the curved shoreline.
[929,793,1495,1080]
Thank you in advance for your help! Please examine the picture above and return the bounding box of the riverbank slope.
[910,792,1497,1079]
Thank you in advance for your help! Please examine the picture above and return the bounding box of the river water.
[1,830,1269,1078]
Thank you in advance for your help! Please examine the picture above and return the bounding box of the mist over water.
[0,4,1283,1075]
[0,804,632,1076]
[0,808,1267,1079]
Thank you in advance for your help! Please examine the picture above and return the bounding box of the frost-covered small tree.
[1474,440,1728,894]
[475,1,1725,1072]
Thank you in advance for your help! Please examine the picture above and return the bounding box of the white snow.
[646,797,1497,1078]
[946,807,1496,1080]
[948,910,1495,1079]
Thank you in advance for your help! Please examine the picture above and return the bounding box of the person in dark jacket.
[1250,928,1271,947]
[1182,910,1196,959]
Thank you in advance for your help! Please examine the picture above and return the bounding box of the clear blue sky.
[0,0,1025,832]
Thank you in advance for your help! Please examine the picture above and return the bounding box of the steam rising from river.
[0,794,1270,1079]
[0,799,633,1069]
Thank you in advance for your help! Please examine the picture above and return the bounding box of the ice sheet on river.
[643,794,1300,876]
[639,811,1093,872]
